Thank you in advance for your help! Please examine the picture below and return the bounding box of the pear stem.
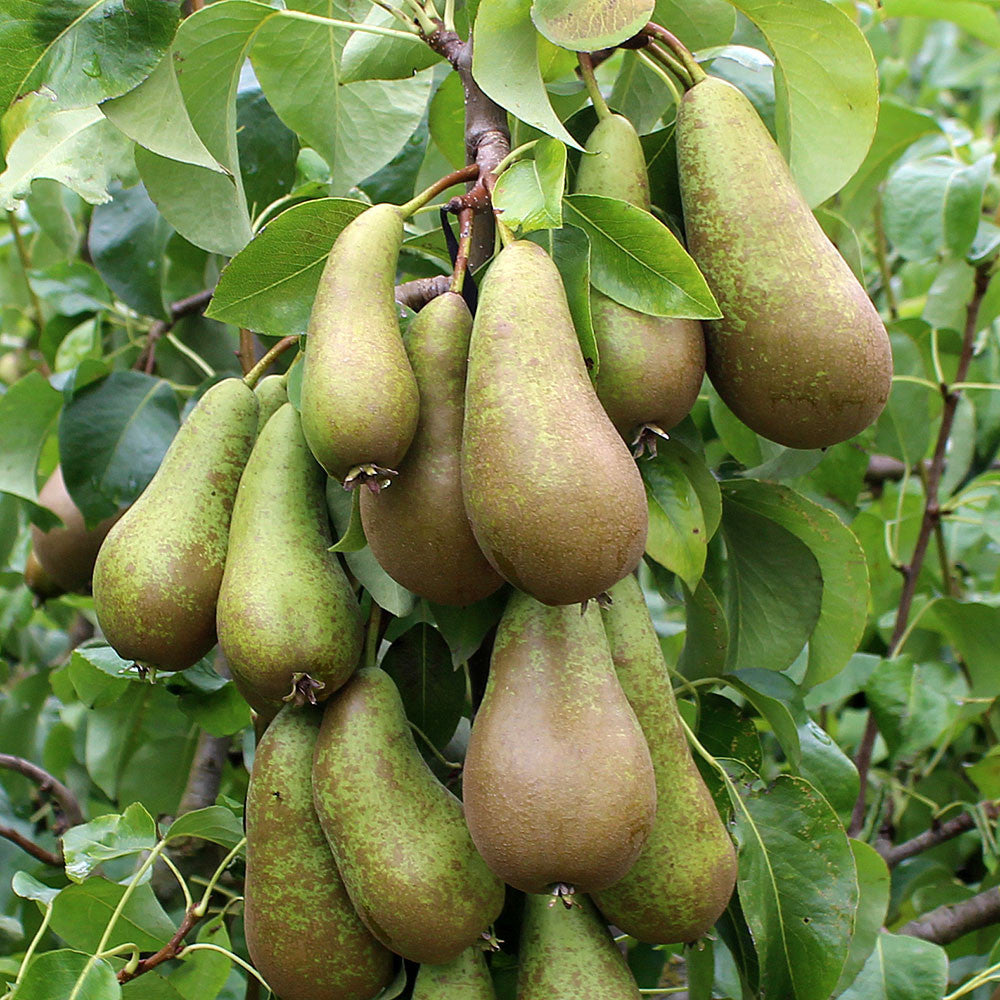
[450,206,475,294]
[643,40,692,90]
[643,22,705,87]
[495,218,516,248]
[493,139,540,177]
[637,46,682,107]
[578,52,612,121]
[242,335,298,388]
[399,164,480,219]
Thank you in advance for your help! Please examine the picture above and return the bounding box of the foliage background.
[1,0,1000,998]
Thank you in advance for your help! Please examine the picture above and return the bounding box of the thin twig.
[882,803,999,868]
[0,825,62,867]
[136,289,215,374]
[118,906,201,983]
[0,754,84,828]
[850,263,994,837]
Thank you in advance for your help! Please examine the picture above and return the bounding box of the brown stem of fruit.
[243,335,298,388]
[0,825,62,867]
[881,802,999,868]
[849,263,993,838]
[641,24,701,87]
[118,906,202,983]
[900,886,1000,945]
[450,206,475,294]
[136,289,215,374]
[0,754,84,829]
[236,328,257,375]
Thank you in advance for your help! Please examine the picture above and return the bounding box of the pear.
[30,465,121,594]
[24,549,65,602]
[245,705,394,1000]
[516,892,640,1000]
[92,378,258,670]
[301,203,419,484]
[461,240,648,605]
[252,373,287,436]
[676,75,892,448]
[413,946,497,1000]
[217,403,363,704]
[591,574,737,943]
[576,113,705,443]
[462,591,656,893]
[360,292,503,606]
[312,667,505,964]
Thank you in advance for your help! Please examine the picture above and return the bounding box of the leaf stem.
[407,720,462,769]
[492,140,540,178]
[399,164,480,218]
[178,943,272,990]
[14,902,53,985]
[578,52,611,121]
[195,836,248,917]
[6,210,44,335]
[281,8,419,40]
[159,852,194,911]
[243,336,299,388]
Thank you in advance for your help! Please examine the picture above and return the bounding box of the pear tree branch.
[0,825,62,867]
[0,754,84,829]
[849,262,994,838]
[880,802,1000,868]
[136,289,215,374]
[901,887,1000,945]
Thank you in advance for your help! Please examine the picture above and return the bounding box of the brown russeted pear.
[31,465,121,594]
[462,591,656,893]
[24,549,65,602]
[412,946,497,1000]
[217,403,363,704]
[92,378,258,670]
[360,292,503,606]
[253,373,287,436]
[576,113,705,442]
[591,574,737,943]
[301,204,419,484]
[676,75,892,449]
[516,893,641,1000]
[312,667,505,965]
[461,240,648,605]
[245,705,394,1000]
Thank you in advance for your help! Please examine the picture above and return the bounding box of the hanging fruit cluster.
[24,21,891,1000]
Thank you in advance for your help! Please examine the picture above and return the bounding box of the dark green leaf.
[178,684,252,738]
[924,600,1000,698]
[677,576,729,680]
[430,591,508,667]
[642,449,707,590]
[698,693,762,772]
[236,80,299,225]
[59,371,180,524]
[563,193,720,318]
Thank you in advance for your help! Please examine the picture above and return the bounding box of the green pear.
[24,549,65,602]
[301,204,419,484]
[516,892,640,1000]
[312,667,505,965]
[245,705,394,1000]
[413,946,497,1000]
[462,591,656,893]
[217,403,363,704]
[92,378,258,670]
[575,113,705,443]
[676,75,892,448]
[361,292,503,606]
[253,373,287,436]
[31,465,121,594]
[591,574,737,943]
[461,240,647,605]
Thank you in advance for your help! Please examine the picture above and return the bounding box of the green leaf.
[726,670,802,771]
[122,975,186,1000]
[721,481,869,689]
[653,0,736,49]
[89,184,173,320]
[168,912,233,1000]
[0,371,62,526]
[865,657,968,761]
[677,576,729,680]
[11,950,120,1000]
[178,684,251,738]
[381,621,465,750]
[427,72,466,170]
[642,448,708,590]
[11,871,61,905]
[727,770,857,1000]
[881,0,1000,46]
[429,591,508,667]
[67,650,131,709]
[165,806,245,850]
[723,0,879,206]
[329,486,367,553]
[206,198,369,338]
[837,931,947,1000]
[59,370,181,525]
[50,878,175,953]
[250,13,433,194]
[836,841,891,994]
[967,746,1000,799]
[563,194,720,318]
[472,0,582,150]
[340,9,440,83]
[884,155,995,260]
[720,497,823,673]
[0,104,134,211]
[493,139,566,234]
[661,440,721,537]
[62,804,158,883]
[698,693,762,772]
[101,55,223,172]
[0,0,179,114]
[531,0,654,50]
